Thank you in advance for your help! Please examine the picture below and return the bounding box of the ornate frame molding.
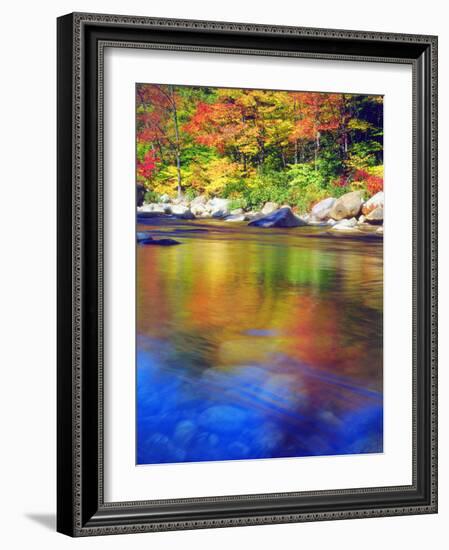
[57,12,437,537]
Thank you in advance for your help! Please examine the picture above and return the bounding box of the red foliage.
[366,175,383,195]
[289,92,343,142]
[334,175,349,188]
[183,100,243,153]
[137,109,168,145]
[136,84,181,149]
[137,149,159,180]
[353,169,383,195]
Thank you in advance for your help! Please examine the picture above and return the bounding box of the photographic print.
[135,83,384,466]
[57,15,437,534]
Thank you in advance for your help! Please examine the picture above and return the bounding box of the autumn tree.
[136,84,384,206]
[137,84,185,197]
[184,89,296,171]
[287,92,343,169]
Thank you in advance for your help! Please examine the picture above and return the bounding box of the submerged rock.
[137,210,166,219]
[139,238,181,246]
[225,214,247,222]
[329,191,364,220]
[137,232,152,242]
[331,218,358,231]
[211,208,230,219]
[173,420,197,444]
[248,207,307,228]
[173,228,209,233]
[307,218,329,227]
[198,405,248,434]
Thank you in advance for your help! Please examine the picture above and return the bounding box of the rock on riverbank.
[137,189,384,236]
[329,191,364,221]
[248,207,307,228]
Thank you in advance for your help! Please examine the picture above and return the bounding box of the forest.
[136,83,383,213]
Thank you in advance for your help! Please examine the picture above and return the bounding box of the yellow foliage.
[346,154,374,172]
[190,157,243,196]
[366,165,384,178]
[151,165,193,197]
[347,119,371,131]
[349,180,367,192]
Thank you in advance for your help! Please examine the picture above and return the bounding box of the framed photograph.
[57,12,438,536]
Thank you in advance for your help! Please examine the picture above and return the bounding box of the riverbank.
[137,190,384,238]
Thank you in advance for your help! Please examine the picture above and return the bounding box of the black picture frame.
[57,12,438,537]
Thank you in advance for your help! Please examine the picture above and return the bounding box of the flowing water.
[136,219,383,465]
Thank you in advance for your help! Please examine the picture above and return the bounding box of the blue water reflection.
[137,338,382,464]
[136,220,383,464]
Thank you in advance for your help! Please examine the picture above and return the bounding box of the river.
[136,219,383,465]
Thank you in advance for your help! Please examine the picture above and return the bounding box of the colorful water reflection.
[136,220,383,464]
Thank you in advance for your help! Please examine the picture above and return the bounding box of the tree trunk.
[259,142,265,166]
[175,151,182,198]
[314,131,320,170]
[169,85,183,198]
